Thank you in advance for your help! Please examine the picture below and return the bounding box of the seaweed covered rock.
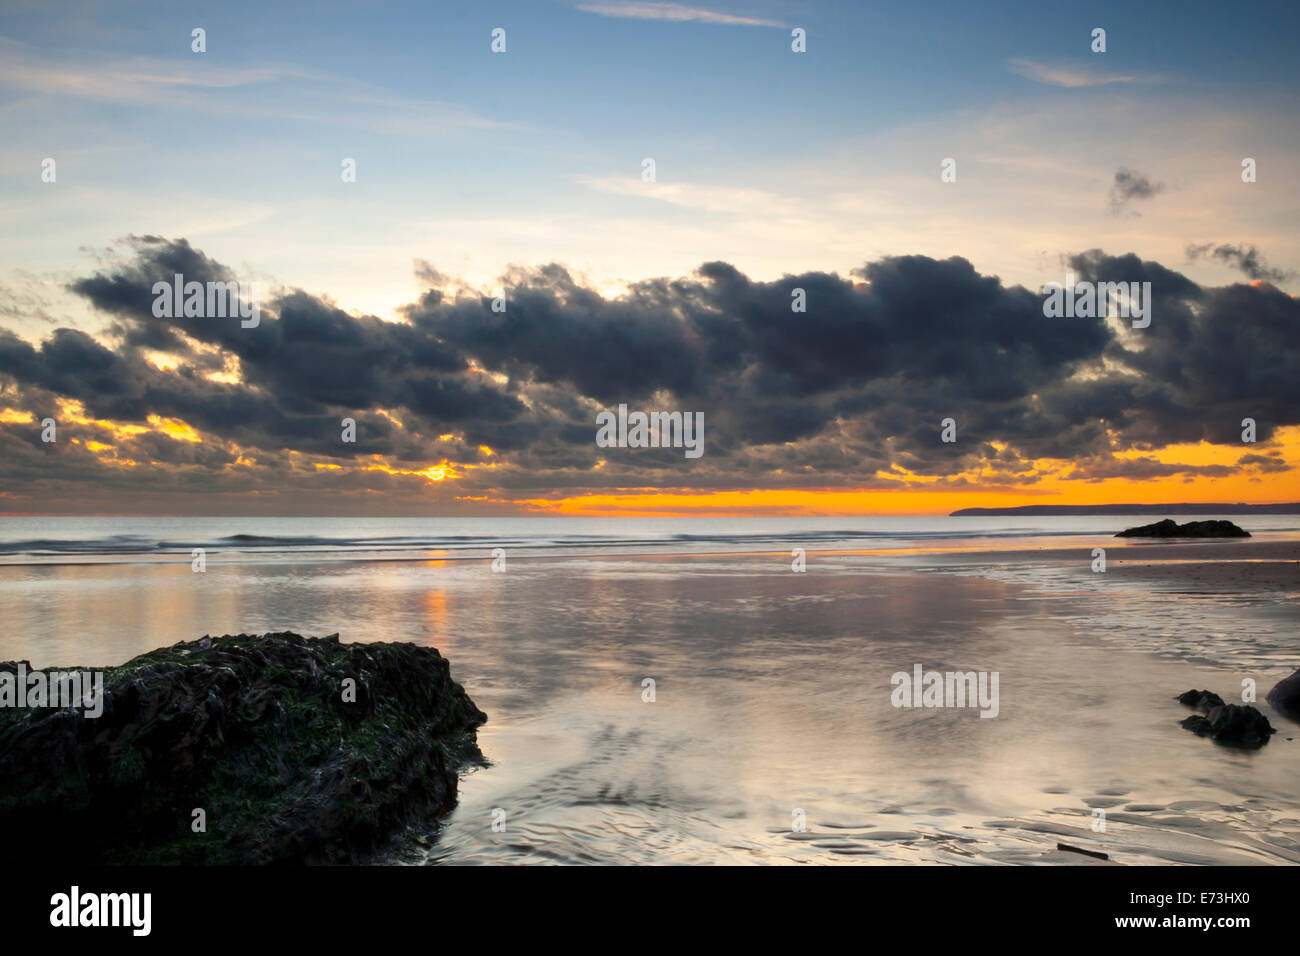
[0,632,486,864]
[1116,519,1250,538]
[1176,688,1274,747]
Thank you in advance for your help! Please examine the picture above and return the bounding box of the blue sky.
[1,1,1298,515]
[2,0,1298,332]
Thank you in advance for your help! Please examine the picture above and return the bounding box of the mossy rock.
[0,632,486,864]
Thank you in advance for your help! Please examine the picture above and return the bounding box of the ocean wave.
[0,525,1101,558]
[1,515,1292,564]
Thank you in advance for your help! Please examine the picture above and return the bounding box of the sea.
[1,514,1297,864]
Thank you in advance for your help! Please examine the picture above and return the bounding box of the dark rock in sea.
[1177,689,1225,710]
[1116,518,1250,538]
[0,632,486,864]
[1266,668,1300,721]
[1176,688,1274,747]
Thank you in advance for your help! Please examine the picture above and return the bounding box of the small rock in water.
[1177,689,1225,710]
[1176,688,1274,747]
[1265,668,1300,722]
[1116,518,1250,538]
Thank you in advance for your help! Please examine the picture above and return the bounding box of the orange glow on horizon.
[503,429,1300,516]
[505,477,1300,517]
[5,405,1297,515]
[499,435,1300,515]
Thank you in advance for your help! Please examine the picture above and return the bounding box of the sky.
[0,0,1298,515]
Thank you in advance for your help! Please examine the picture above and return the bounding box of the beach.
[1,516,1297,864]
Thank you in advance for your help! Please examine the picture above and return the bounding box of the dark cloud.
[0,237,1293,511]
[1108,167,1165,214]
[1184,242,1293,283]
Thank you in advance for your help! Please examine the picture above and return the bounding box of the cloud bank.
[0,237,1295,513]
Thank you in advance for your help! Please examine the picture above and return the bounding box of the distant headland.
[949,503,1300,516]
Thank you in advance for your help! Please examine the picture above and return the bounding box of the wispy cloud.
[576,174,803,216]
[1006,58,1156,88]
[575,2,786,28]
[0,36,317,104]
[1185,242,1294,283]
[0,36,514,132]
[1108,167,1165,215]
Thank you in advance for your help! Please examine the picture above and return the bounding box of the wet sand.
[914,537,1300,564]
[411,548,1300,865]
[920,538,1300,591]
[3,527,1296,865]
